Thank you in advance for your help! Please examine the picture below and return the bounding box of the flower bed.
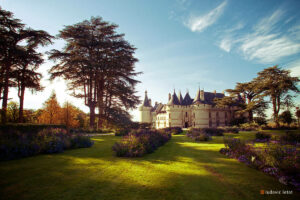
[280,131,300,144]
[255,132,271,142]
[220,137,300,191]
[0,128,94,161]
[162,127,182,135]
[112,129,171,157]
[186,129,212,141]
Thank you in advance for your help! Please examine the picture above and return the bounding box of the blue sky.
[1,0,300,121]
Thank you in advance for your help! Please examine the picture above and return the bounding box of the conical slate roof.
[178,91,183,104]
[182,92,193,105]
[193,88,202,105]
[142,90,151,107]
[167,91,181,106]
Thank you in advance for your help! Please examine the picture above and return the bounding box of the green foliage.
[255,132,271,141]
[162,127,182,135]
[279,110,294,125]
[280,131,300,143]
[0,124,66,135]
[253,117,267,125]
[223,127,239,133]
[0,7,53,124]
[112,129,171,157]
[0,128,93,160]
[49,17,140,129]
[229,117,247,126]
[7,101,19,123]
[194,134,211,141]
[254,66,299,127]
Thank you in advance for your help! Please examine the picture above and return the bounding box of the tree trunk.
[248,110,253,122]
[272,97,279,127]
[1,66,9,124]
[89,104,96,129]
[97,79,104,129]
[18,86,25,123]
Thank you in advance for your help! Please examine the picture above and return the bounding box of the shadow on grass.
[1,135,299,200]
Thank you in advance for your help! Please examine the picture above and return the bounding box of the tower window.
[186,112,187,117]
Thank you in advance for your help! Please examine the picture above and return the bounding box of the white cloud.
[185,1,227,32]
[240,34,300,63]
[254,9,284,34]
[219,38,232,52]
[288,59,300,77]
[218,9,300,63]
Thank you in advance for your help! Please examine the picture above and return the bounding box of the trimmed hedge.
[0,128,93,161]
[0,124,66,135]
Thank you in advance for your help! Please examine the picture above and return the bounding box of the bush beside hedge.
[162,127,182,135]
[255,132,272,142]
[112,129,171,157]
[280,131,300,144]
[186,129,212,142]
[0,128,93,161]
[0,124,66,135]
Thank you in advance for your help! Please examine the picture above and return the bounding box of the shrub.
[70,128,112,134]
[188,128,224,137]
[195,134,211,141]
[253,117,267,126]
[71,135,94,148]
[223,127,239,134]
[220,138,300,191]
[186,128,212,142]
[280,131,300,144]
[202,128,224,136]
[162,127,182,135]
[239,123,259,131]
[0,128,93,161]
[112,129,171,157]
[255,132,271,142]
[0,124,66,136]
[223,138,246,153]
[115,128,131,136]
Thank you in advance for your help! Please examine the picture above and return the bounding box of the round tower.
[138,91,152,123]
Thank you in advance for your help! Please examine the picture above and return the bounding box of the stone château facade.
[139,89,246,129]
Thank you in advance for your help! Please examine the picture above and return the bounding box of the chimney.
[168,93,171,101]
[213,90,216,95]
[200,90,205,101]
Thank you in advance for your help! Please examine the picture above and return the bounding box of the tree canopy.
[49,17,140,129]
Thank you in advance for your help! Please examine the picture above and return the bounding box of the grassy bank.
[0,131,299,200]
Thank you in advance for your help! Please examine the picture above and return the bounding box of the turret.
[193,88,202,105]
[200,89,205,101]
[139,90,152,123]
[178,91,183,105]
[167,90,180,106]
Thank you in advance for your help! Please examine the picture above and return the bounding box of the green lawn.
[0,131,299,200]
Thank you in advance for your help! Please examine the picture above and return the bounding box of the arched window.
[186,112,188,117]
